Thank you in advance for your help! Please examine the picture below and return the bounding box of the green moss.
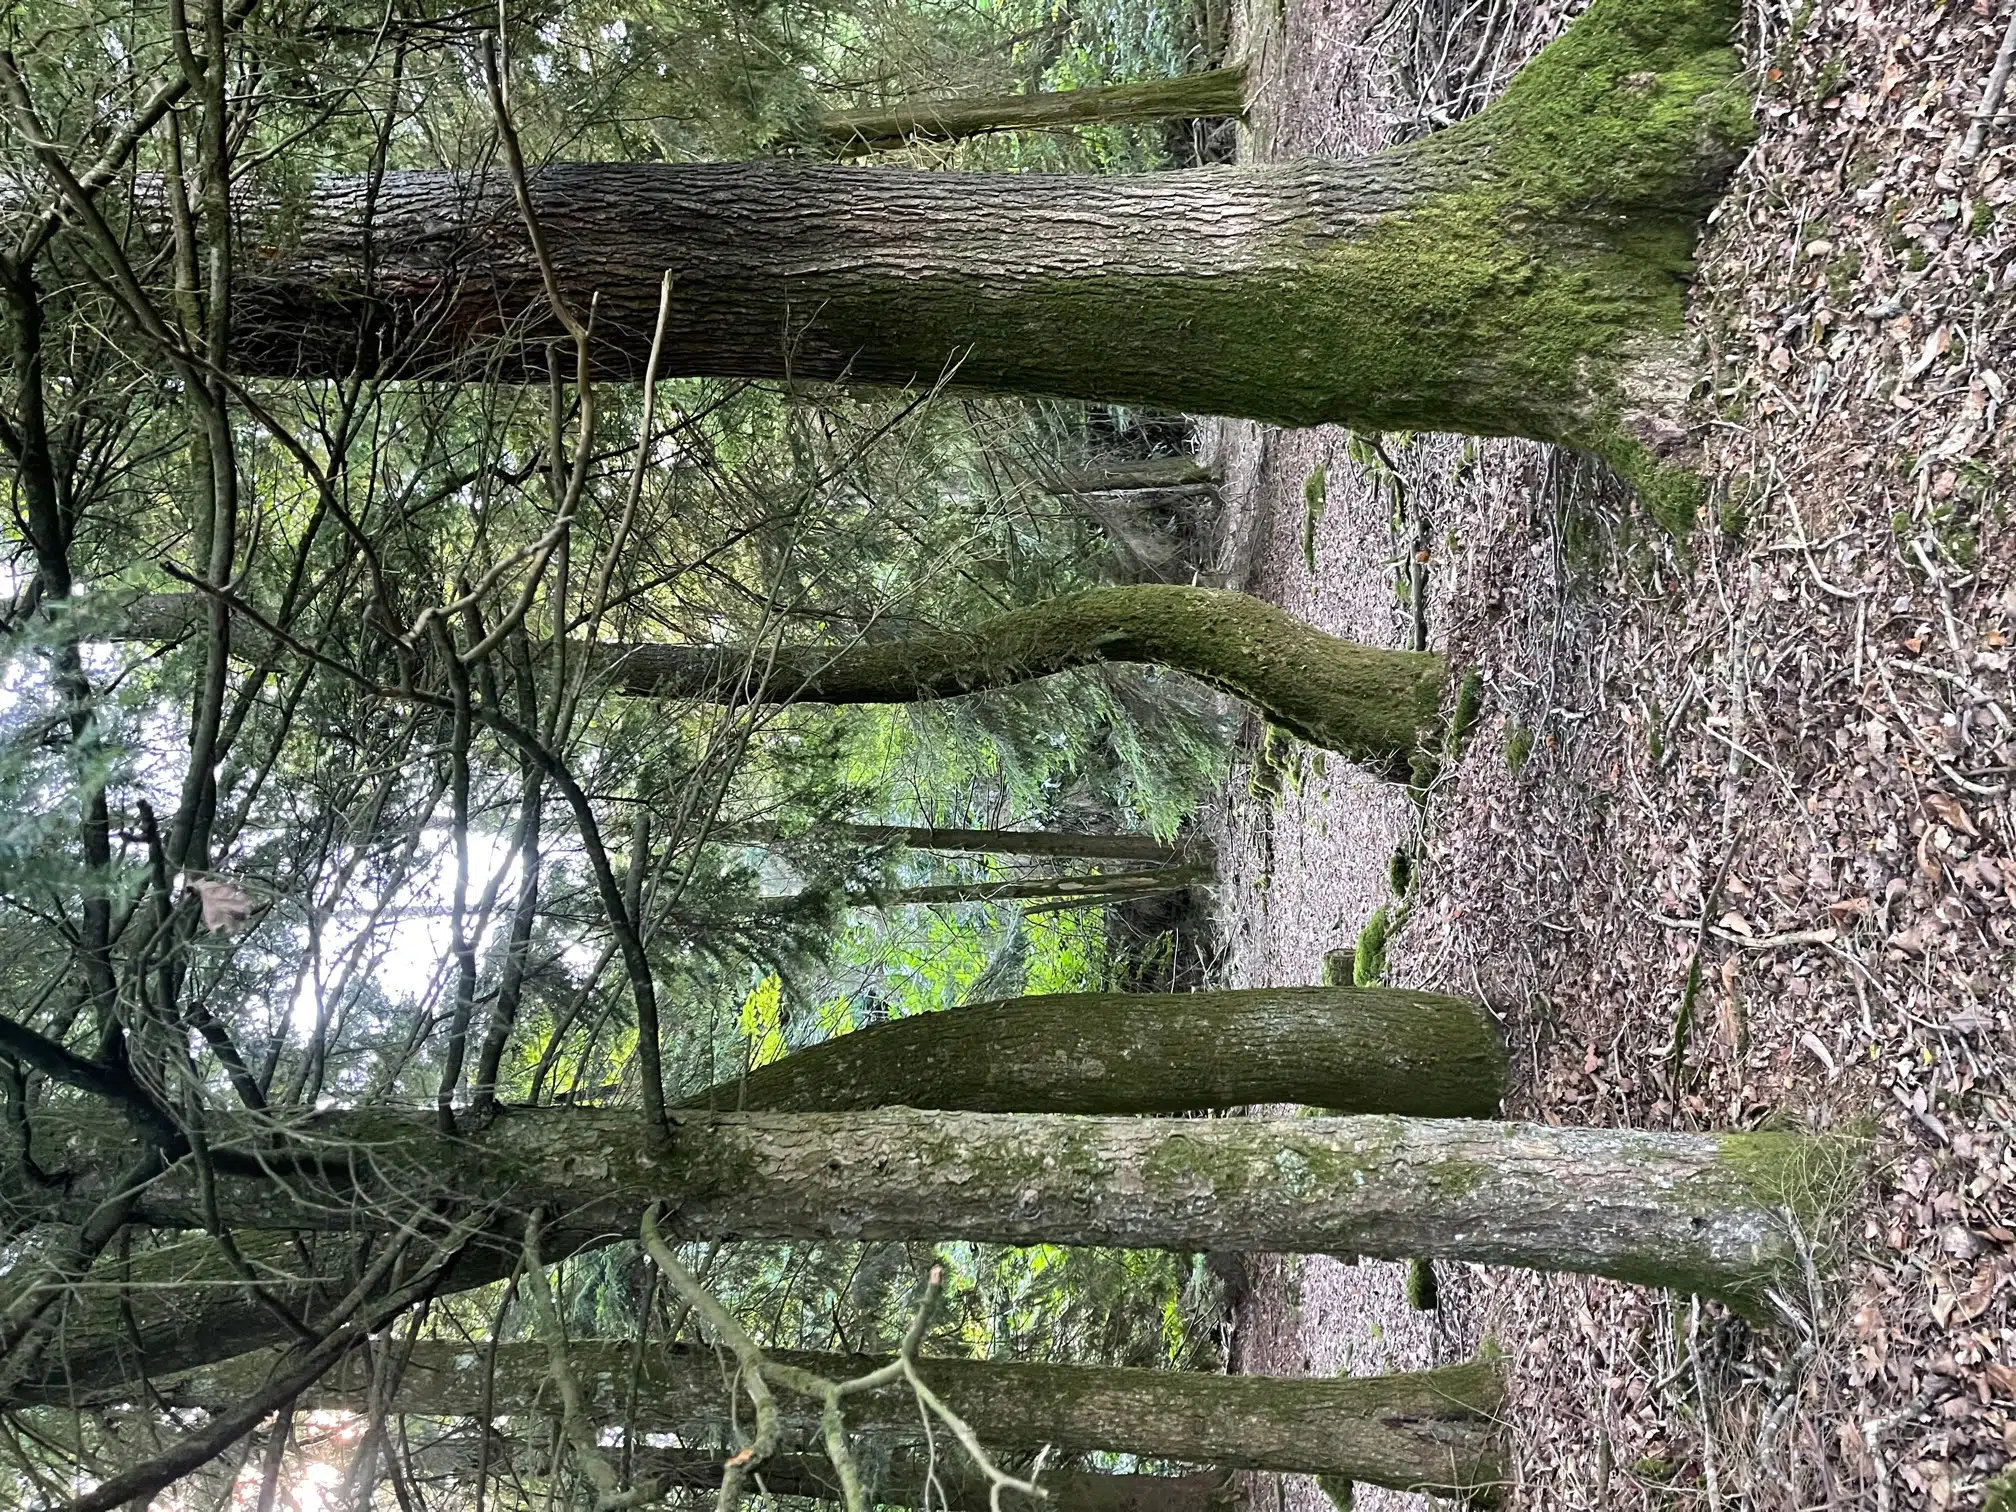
[1353,907,1393,986]
[1302,465,1328,570]
[1505,722,1534,772]
[1404,1256,1440,1310]
[1076,0,1751,528]
[1317,1475,1356,1509]
[1971,201,1996,238]
[1447,667,1484,758]
[1388,848,1415,895]
[1984,1467,2016,1512]
[1320,948,1353,987]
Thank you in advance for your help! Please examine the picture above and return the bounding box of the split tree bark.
[155,1341,1506,1497]
[686,985,1505,1118]
[819,68,1248,152]
[117,585,1447,774]
[216,0,1751,513]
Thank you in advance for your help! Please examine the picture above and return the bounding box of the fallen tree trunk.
[153,1342,1505,1497]
[819,69,1248,152]
[115,586,1447,773]
[685,986,1505,1118]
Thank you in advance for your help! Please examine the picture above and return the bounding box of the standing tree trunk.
[220,0,1750,515]
[117,586,1447,775]
[156,1342,1508,1498]
[1041,457,1217,494]
[10,988,1498,1404]
[398,1440,1240,1512]
[17,1106,1862,1315]
[687,985,1505,1118]
[756,862,1212,912]
[819,68,1249,152]
[748,823,1203,864]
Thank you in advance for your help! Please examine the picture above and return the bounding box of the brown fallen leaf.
[1924,792,1978,836]
[187,876,255,934]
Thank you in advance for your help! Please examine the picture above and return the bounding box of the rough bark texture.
[10,983,1483,1403]
[821,69,1248,150]
[16,1106,1859,1311]
[217,0,1749,508]
[155,1342,1505,1495]
[116,586,1447,772]
[412,1441,1237,1512]
[1041,457,1218,493]
[768,823,1200,862]
[685,986,1505,1117]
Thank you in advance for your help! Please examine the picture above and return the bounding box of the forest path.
[1206,0,2016,1507]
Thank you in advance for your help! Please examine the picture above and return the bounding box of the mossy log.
[820,68,1248,152]
[686,985,1505,1118]
[221,0,1750,508]
[117,586,1446,772]
[156,1342,1506,1497]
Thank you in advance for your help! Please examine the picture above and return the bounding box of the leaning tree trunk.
[219,0,1749,515]
[17,1106,1862,1316]
[686,986,1505,1118]
[118,586,1446,774]
[8,989,1499,1404]
[819,68,1249,152]
[156,1342,1506,1498]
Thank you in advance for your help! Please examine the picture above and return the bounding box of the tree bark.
[756,863,1211,913]
[116,586,1447,773]
[218,0,1750,502]
[820,69,1248,152]
[8,986,1492,1404]
[685,986,1505,1118]
[16,1106,1858,1312]
[154,1342,1506,1497]
[750,823,1201,864]
[1040,457,1217,494]
[399,1440,1238,1512]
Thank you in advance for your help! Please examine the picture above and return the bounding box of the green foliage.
[1506,722,1535,772]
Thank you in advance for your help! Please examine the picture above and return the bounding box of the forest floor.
[1204,0,2016,1507]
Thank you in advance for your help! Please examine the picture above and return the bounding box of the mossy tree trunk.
[747,823,1202,864]
[754,861,1213,912]
[1041,457,1217,494]
[19,1106,1860,1316]
[687,986,1505,1118]
[820,68,1248,152]
[157,1342,1507,1498]
[118,585,1447,773]
[409,1441,1240,1512]
[11,988,1498,1404]
[222,0,1750,508]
